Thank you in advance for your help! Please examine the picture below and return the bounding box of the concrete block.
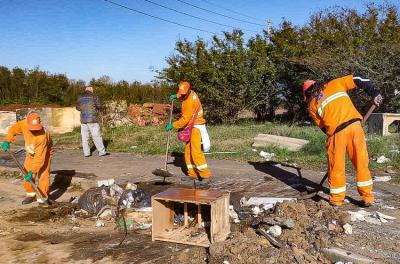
[322,247,374,264]
[368,113,400,136]
[253,134,309,151]
[16,107,80,134]
[0,111,16,135]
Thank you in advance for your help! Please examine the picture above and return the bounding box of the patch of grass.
[52,122,400,170]
[0,170,21,179]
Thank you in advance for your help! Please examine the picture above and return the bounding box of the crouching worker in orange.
[166,81,212,183]
[1,112,53,204]
[303,75,383,207]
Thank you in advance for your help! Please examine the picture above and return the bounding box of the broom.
[152,100,175,180]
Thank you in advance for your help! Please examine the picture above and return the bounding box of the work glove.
[373,94,383,107]
[24,171,33,182]
[169,94,178,101]
[165,123,173,131]
[1,141,10,152]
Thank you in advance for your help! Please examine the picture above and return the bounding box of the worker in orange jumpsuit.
[166,81,212,183]
[303,75,383,206]
[1,112,53,204]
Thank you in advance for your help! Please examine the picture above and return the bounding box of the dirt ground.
[0,149,399,263]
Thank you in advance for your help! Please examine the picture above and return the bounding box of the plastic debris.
[376,155,390,164]
[240,197,296,207]
[97,178,115,187]
[118,189,151,209]
[267,225,282,237]
[343,223,352,235]
[228,205,240,223]
[373,176,391,182]
[96,220,105,227]
[259,151,275,161]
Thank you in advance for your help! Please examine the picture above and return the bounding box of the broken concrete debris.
[240,197,297,207]
[253,134,309,151]
[347,209,396,225]
[321,247,374,264]
[267,225,282,237]
[342,223,352,235]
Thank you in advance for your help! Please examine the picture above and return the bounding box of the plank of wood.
[153,188,228,204]
[184,202,188,227]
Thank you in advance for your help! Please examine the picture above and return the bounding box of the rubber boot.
[22,196,36,205]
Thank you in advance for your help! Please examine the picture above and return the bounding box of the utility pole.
[265,20,272,44]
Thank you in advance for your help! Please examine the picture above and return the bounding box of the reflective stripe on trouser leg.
[26,192,36,197]
[347,123,374,203]
[326,127,348,204]
[190,128,211,178]
[185,141,197,178]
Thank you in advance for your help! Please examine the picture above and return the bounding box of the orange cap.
[303,79,316,102]
[27,112,43,131]
[177,81,191,98]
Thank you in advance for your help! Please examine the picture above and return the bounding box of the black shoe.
[22,196,36,205]
[361,201,374,208]
[99,153,110,157]
[84,155,91,158]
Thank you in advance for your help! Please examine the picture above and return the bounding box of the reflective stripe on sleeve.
[330,186,346,194]
[357,179,373,187]
[317,92,349,117]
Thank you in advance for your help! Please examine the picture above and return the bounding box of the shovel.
[299,103,377,200]
[152,101,175,182]
[8,150,50,205]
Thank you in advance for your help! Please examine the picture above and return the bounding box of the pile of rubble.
[209,198,396,264]
[101,101,170,128]
[128,103,170,127]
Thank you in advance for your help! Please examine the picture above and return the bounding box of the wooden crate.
[368,113,400,136]
[152,188,230,247]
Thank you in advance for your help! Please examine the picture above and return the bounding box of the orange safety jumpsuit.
[4,120,53,202]
[308,75,373,205]
[173,91,211,179]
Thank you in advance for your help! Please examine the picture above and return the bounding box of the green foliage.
[160,3,400,122]
[0,67,172,106]
[159,31,280,124]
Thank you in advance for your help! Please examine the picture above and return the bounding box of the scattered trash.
[98,208,112,219]
[348,210,396,225]
[119,218,151,231]
[110,183,124,197]
[97,178,115,187]
[343,223,352,235]
[228,205,240,223]
[373,176,391,182]
[389,149,400,154]
[130,145,138,149]
[376,155,390,164]
[259,151,275,161]
[118,189,151,209]
[223,260,230,264]
[251,206,261,216]
[125,182,137,190]
[267,225,282,237]
[240,197,296,207]
[96,220,105,227]
[328,223,336,231]
[261,217,295,229]
[252,149,257,152]
[256,228,284,248]
[72,226,80,231]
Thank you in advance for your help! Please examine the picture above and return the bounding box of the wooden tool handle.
[164,101,174,170]
[361,104,377,126]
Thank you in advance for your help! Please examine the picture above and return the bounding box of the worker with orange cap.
[166,81,212,183]
[1,112,53,204]
[303,74,383,207]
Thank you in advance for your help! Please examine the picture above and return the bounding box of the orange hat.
[303,79,316,102]
[177,81,191,98]
[27,112,43,131]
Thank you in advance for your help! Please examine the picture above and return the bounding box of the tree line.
[1,3,399,124]
[0,66,172,107]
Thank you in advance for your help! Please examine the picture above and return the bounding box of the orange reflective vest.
[308,75,363,136]
[4,120,53,174]
[173,91,206,129]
